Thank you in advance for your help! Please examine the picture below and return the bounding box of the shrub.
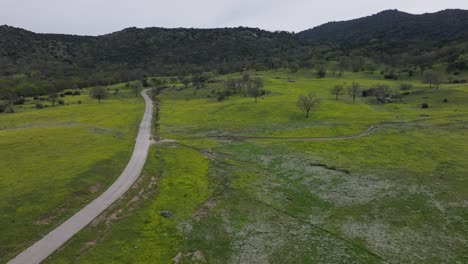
[77,100,82,104]
[58,100,65,105]
[443,98,448,103]
[421,103,429,109]
[64,91,74,96]
[73,91,81,96]
[13,97,25,105]
[59,93,65,97]
[35,103,44,109]
[0,104,6,113]
[33,96,39,100]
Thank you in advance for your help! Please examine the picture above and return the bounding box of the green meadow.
[44,69,468,263]
[0,86,144,262]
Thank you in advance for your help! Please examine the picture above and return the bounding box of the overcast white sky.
[1,0,468,35]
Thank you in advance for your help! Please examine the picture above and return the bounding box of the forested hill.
[0,26,306,80]
[1,9,468,84]
[297,9,468,71]
[298,9,468,44]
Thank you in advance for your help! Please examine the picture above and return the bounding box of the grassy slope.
[47,69,467,263]
[0,87,143,262]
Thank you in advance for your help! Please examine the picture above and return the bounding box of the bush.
[13,97,25,105]
[58,100,65,105]
[421,103,429,109]
[59,93,65,97]
[73,91,81,96]
[443,98,448,103]
[0,104,6,113]
[35,103,44,109]
[33,96,39,100]
[64,91,74,96]
[77,100,82,104]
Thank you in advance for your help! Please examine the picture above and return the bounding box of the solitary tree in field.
[399,83,413,95]
[289,62,300,73]
[247,78,264,103]
[181,77,191,88]
[130,80,143,97]
[423,70,443,90]
[348,82,361,103]
[316,65,327,78]
[90,86,108,103]
[433,74,443,91]
[49,93,58,106]
[297,93,320,118]
[370,84,392,102]
[242,73,250,83]
[330,85,345,100]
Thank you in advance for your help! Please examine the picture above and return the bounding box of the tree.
[423,70,434,87]
[247,78,264,103]
[49,93,58,106]
[369,84,392,103]
[433,74,443,91]
[423,70,443,89]
[289,62,300,73]
[130,80,143,97]
[316,65,327,78]
[90,86,108,103]
[399,83,413,95]
[348,82,361,104]
[242,73,250,83]
[330,85,345,100]
[199,72,215,87]
[181,77,191,88]
[297,93,320,118]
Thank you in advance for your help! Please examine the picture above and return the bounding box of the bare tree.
[423,70,443,90]
[297,93,321,118]
[348,82,361,104]
[423,70,434,87]
[399,83,413,95]
[130,80,143,97]
[433,74,443,91]
[247,78,264,103]
[330,85,345,100]
[49,93,58,106]
[90,86,109,103]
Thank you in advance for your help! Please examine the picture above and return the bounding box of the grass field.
[17,69,468,263]
[0,86,144,262]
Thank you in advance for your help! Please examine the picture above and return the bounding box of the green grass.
[30,69,468,263]
[0,87,144,262]
[46,144,210,263]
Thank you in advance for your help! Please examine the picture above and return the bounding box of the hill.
[297,9,468,70]
[298,9,468,44]
[0,26,305,80]
[1,9,468,87]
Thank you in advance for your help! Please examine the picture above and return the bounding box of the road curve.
[8,89,153,264]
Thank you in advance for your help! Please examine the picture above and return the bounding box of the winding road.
[8,89,153,264]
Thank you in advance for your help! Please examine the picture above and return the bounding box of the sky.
[1,0,468,36]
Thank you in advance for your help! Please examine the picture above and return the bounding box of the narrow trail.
[206,125,378,142]
[8,89,153,264]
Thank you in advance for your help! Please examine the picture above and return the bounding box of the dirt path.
[8,89,153,264]
[209,125,377,141]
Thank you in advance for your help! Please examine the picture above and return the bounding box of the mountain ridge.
[0,9,467,81]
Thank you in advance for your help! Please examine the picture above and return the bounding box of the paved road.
[8,89,153,264]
